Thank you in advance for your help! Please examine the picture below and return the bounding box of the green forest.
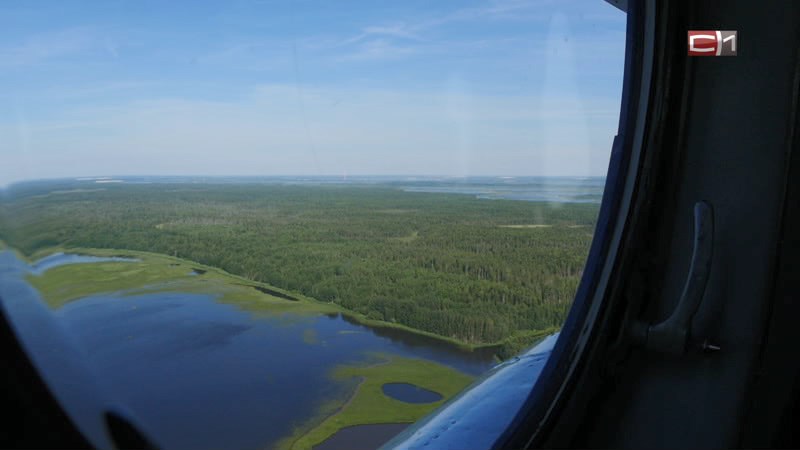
[0,181,599,355]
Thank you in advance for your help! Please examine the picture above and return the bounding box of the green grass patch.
[282,355,474,450]
[23,247,513,352]
[25,247,339,317]
[1,182,595,345]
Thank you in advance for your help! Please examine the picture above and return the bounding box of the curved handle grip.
[631,201,714,355]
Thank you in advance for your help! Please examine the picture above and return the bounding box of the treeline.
[0,181,599,346]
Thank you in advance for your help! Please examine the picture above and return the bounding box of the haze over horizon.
[1,0,625,186]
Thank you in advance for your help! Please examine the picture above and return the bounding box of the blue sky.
[1,0,626,185]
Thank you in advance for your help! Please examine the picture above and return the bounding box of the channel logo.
[688,30,737,56]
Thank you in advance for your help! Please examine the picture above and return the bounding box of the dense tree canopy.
[0,181,599,352]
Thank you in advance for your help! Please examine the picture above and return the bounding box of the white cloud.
[0,1,626,186]
[336,39,418,61]
[329,0,621,62]
[0,83,620,185]
[341,23,423,47]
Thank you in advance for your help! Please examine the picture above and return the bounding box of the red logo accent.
[688,30,737,56]
[688,31,718,56]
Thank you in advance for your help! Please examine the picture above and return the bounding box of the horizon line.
[2,173,609,188]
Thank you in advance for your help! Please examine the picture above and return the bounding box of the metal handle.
[631,201,715,355]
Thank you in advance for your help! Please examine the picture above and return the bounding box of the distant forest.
[0,181,599,355]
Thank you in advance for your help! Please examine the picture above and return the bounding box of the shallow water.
[54,291,495,450]
[8,251,497,449]
[30,252,139,275]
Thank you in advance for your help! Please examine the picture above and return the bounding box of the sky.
[0,0,626,186]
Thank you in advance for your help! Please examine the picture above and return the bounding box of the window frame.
[382,1,660,448]
[492,0,687,447]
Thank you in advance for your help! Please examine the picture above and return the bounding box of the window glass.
[0,1,625,449]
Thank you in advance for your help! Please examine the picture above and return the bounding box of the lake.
[56,175,606,204]
[20,254,497,450]
[30,252,139,275]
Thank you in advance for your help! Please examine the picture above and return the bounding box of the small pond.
[312,423,410,450]
[381,383,443,404]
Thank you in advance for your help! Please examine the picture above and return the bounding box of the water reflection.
[30,252,138,275]
[338,314,498,370]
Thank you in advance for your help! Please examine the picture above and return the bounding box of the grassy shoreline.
[5,243,556,448]
[281,355,474,450]
[11,244,510,353]
[9,245,487,449]
[1,183,591,347]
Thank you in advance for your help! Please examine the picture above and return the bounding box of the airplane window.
[0,1,625,450]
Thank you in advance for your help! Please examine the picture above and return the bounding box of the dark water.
[312,423,409,450]
[55,292,496,450]
[248,284,299,301]
[381,383,443,404]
